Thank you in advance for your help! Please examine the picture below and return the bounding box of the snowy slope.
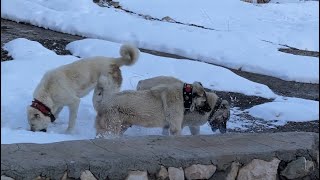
[118,0,319,50]
[1,0,318,83]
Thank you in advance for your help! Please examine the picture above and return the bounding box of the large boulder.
[237,158,280,180]
[280,157,315,179]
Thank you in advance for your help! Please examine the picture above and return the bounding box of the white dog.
[136,76,230,135]
[27,44,140,132]
[93,75,209,137]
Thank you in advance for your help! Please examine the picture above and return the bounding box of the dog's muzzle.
[196,101,212,114]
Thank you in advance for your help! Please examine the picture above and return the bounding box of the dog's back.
[97,89,167,127]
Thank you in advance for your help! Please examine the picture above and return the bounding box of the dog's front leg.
[66,98,80,133]
[53,106,63,119]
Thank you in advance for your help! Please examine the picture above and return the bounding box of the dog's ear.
[220,100,230,109]
[192,81,205,96]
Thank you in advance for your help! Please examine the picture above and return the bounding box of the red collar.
[30,99,56,122]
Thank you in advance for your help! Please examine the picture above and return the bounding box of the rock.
[280,157,315,179]
[109,1,120,8]
[168,167,184,180]
[161,16,176,23]
[157,166,169,180]
[144,15,153,20]
[226,162,241,180]
[80,170,97,180]
[34,176,50,180]
[237,158,280,180]
[1,176,14,180]
[126,171,148,180]
[241,0,270,3]
[61,172,68,180]
[184,164,216,180]
[317,151,319,168]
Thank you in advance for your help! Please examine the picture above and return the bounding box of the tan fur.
[136,76,230,135]
[27,44,140,132]
[93,77,208,137]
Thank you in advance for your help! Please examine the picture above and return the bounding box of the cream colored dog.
[136,76,230,135]
[27,44,140,133]
[93,75,209,137]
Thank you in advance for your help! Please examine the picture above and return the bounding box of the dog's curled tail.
[116,44,140,67]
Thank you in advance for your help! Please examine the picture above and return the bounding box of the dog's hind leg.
[160,91,183,136]
[66,97,80,133]
[189,126,200,135]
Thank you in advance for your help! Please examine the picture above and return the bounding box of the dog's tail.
[115,44,140,67]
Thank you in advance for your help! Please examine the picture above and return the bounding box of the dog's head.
[190,82,209,112]
[93,75,120,111]
[27,106,50,132]
[208,99,230,133]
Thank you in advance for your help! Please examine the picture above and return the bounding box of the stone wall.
[1,132,319,180]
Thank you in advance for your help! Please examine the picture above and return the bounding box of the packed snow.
[247,96,319,125]
[1,38,318,144]
[1,0,319,83]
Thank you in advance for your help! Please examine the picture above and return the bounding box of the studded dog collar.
[183,83,193,112]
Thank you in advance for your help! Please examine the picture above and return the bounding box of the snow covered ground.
[1,0,319,83]
[1,38,319,144]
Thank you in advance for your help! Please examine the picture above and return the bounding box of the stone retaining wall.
[1,132,319,180]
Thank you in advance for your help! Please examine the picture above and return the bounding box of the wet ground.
[1,18,318,133]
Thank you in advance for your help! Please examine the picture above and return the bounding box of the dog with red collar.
[27,44,140,133]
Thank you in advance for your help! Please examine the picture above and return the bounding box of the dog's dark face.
[195,100,212,114]
[208,100,230,133]
[190,82,210,112]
